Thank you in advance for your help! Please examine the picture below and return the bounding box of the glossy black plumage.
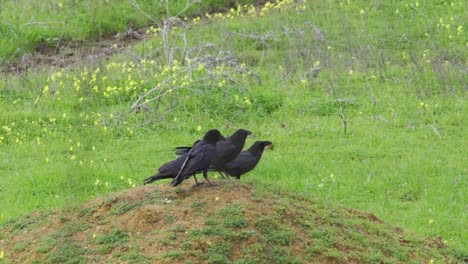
[212,129,252,176]
[169,132,221,187]
[224,141,272,179]
[143,130,223,185]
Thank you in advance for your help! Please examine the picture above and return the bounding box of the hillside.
[0,181,461,263]
[1,0,466,260]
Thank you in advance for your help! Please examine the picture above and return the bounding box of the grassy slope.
[0,0,466,257]
[0,0,256,62]
[0,181,461,263]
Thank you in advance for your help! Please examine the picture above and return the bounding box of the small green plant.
[46,240,87,264]
[121,252,152,263]
[190,201,206,209]
[164,214,178,222]
[51,222,90,238]
[35,237,56,254]
[218,203,249,228]
[267,247,301,264]
[97,229,129,245]
[206,241,232,263]
[110,202,142,215]
[13,242,30,252]
[78,207,95,217]
[171,224,186,233]
[161,250,184,260]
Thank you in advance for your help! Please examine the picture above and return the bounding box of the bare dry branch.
[303,21,326,41]
[129,0,260,121]
[339,105,347,134]
[228,31,277,46]
[128,0,158,24]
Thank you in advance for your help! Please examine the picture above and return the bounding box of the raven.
[169,131,221,187]
[224,141,272,179]
[212,129,252,177]
[143,130,223,185]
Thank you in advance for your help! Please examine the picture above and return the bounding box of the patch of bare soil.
[0,0,284,75]
[1,28,149,74]
[0,180,461,263]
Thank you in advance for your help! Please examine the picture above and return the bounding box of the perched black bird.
[212,129,252,177]
[169,130,223,187]
[224,141,272,179]
[143,130,224,185]
[174,129,252,178]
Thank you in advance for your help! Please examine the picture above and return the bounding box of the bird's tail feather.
[170,174,186,187]
[143,173,171,185]
[175,147,191,156]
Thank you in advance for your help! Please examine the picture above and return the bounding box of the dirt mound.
[0,181,461,263]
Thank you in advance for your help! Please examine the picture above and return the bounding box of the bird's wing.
[170,144,214,186]
[226,151,259,175]
[216,140,237,159]
[183,146,209,174]
[158,155,185,175]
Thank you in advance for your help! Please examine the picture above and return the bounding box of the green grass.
[0,0,256,62]
[97,229,129,245]
[0,0,466,257]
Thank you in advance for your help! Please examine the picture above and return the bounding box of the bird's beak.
[265,142,273,150]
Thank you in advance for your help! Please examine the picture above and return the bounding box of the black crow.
[169,130,221,187]
[212,129,252,177]
[224,141,272,179]
[143,130,223,185]
[174,129,252,178]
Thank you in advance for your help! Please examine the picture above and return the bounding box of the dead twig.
[128,0,158,24]
[369,86,377,107]
[339,105,347,134]
[162,17,185,66]
[303,21,326,41]
[429,125,442,139]
[228,31,278,45]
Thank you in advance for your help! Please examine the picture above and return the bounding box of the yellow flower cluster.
[39,59,162,106]
[145,26,162,35]
[199,0,308,21]
[436,16,463,40]
[0,118,55,145]
[4,17,255,147]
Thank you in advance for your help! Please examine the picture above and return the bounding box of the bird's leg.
[203,170,216,186]
[193,173,199,185]
[219,169,231,180]
[217,171,229,179]
[193,174,206,186]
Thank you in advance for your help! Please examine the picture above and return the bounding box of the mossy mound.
[0,181,461,263]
